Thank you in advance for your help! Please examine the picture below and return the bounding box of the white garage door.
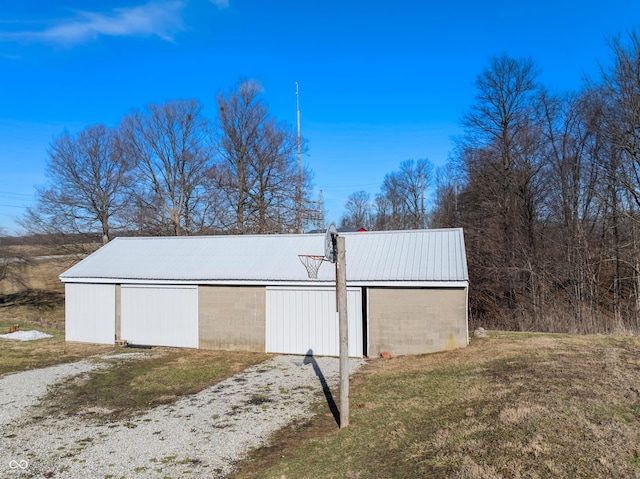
[121,285,198,348]
[266,287,363,357]
[65,283,115,344]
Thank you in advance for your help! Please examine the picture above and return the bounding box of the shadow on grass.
[0,290,64,309]
[304,349,341,427]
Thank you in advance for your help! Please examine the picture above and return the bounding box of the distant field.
[231,332,640,479]
[0,255,76,296]
[0,239,97,296]
[0,256,73,330]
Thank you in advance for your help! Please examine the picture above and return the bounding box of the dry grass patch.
[0,317,118,376]
[231,332,640,479]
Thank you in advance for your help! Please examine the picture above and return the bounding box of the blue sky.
[1,1,639,234]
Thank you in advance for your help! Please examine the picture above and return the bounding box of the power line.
[318,183,380,192]
[0,191,34,200]
[0,204,29,209]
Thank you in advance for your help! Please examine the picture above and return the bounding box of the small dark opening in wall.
[125,343,153,350]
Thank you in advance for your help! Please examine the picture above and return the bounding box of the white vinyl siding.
[120,285,198,348]
[65,283,115,344]
[266,287,363,357]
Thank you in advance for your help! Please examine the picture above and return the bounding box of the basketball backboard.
[324,223,338,263]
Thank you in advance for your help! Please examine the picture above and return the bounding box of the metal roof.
[60,228,468,286]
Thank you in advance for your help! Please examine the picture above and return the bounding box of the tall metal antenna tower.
[317,189,325,230]
[296,82,302,234]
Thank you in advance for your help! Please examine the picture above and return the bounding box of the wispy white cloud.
[2,1,186,46]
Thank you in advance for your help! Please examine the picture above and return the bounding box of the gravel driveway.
[0,353,364,478]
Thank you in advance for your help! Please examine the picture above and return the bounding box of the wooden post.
[336,235,349,428]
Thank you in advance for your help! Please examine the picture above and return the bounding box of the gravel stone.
[0,360,102,427]
[1,354,363,478]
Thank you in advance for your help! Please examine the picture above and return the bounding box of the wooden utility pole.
[336,235,349,428]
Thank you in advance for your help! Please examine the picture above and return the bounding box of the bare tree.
[340,190,373,230]
[0,227,9,282]
[431,161,463,228]
[377,159,433,230]
[120,99,213,236]
[598,29,640,330]
[21,124,130,245]
[457,54,543,327]
[601,29,640,209]
[215,80,310,233]
[373,193,392,231]
[537,88,604,332]
[0,229,33,291]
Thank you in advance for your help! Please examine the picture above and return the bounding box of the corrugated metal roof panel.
[60,228,469,284]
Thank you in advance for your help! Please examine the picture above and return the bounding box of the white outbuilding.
[60,228,469,357]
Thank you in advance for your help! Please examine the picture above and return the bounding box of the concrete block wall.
[198,285,266,352]
[367,287,468,356]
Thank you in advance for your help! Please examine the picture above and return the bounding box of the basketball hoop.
[298,254,325,279]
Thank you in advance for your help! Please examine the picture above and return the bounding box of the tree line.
[21,80,322,245]
[435,31,640,333]
[339,30,640,335]
[444,33,640,333]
